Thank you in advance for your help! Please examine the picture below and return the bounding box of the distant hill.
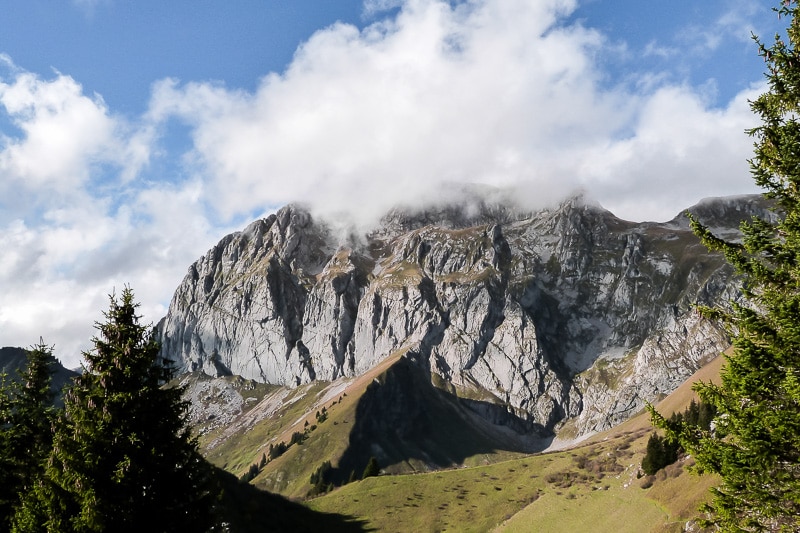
[0,346,79,402]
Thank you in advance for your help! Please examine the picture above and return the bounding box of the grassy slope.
[213,467,369,533]
[202,353,405,499]
[307,356,725,532]
[204,349,536,500]
[252,357,396,499]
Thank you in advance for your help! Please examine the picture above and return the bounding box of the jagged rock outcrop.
[159,193,772,437]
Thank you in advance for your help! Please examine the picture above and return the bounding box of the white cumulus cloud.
[0,63,222,367]
[150,0,759,228]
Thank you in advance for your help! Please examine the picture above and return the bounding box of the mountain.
[0,346,79,402]
[158,193,769,444]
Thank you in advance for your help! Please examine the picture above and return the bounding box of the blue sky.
[0,0,786,366]
[0,1,365,114]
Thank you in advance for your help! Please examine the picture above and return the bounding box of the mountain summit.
[158,194,768,438]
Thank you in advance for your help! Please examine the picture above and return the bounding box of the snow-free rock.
[159,193,770,437]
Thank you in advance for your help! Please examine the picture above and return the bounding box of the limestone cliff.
[159,194,769,437]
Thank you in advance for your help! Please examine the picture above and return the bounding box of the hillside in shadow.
[331,356,552,484]
[215,466,371,532]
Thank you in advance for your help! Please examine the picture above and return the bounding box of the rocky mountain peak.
[158,193,770,438]
[664,195,779,241]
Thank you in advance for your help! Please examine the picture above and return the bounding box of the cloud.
[643,40,677,60]
[150,0,757,227]
[716,0,761,44]
[577,83,759,221]
[676,0,762,56]
[363,0,405,17]
[0,72,112,188]
[0,64,221,367]
[150,0,617,227]
[0,63,151,222]
[71,0,111,17]
[0,177,224,367]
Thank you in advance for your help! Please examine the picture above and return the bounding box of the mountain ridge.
[0,346,80,404]
[158,193,769,439]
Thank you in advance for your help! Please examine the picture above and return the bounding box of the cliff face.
[159,194,768,437]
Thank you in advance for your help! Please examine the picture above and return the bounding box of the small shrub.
[665,462,683,478]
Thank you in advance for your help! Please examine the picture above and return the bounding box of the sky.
[0,0,787,367]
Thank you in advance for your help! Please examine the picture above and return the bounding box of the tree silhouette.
[13,288,220,532]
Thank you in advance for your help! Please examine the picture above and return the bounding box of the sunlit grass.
[307,357,723,532]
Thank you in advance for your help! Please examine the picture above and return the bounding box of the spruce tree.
[0,374,12,522]
[0,343,58,531]
[362,457,380,479]
[13,288,220,532]
[641,433,667,476]
[652,2,800,529]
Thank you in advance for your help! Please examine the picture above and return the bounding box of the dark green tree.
[641,433,666,476]
[684,399,700,427]
[696,400,715,431]
[641,432,680,476]
[0,374,11,522]
[269,441,288,460]
[13,288,220,532]
[651,3,800,529]
[0,343,58,530]
[307,461,333,497]
[361,456,380,480]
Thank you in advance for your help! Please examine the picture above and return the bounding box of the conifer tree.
[652,2,800,529]
[641,433,667,477]
[13,288,220,532]
[0,343,58,531]
[361,456,380,479]
[0,375,12,521]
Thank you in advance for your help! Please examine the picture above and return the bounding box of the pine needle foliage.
[0,343,58,531]
[13,288,220,533]
[651,3,800,530]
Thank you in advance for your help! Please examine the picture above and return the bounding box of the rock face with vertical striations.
[158,193,771,438]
